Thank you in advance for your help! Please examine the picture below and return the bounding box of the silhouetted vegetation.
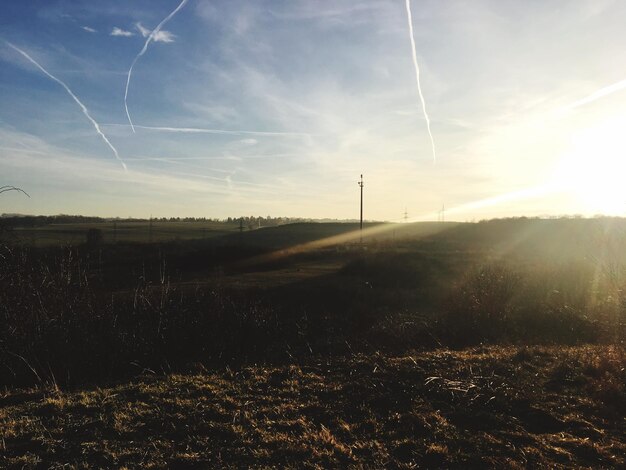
[1,216,625,468]
[1,217,624,388]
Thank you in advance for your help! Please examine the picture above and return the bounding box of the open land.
[1,217,625,468]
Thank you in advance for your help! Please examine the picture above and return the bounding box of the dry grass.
[1,345,624,468]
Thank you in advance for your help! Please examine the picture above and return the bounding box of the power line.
[437,204,445,222]
[358,174,364,243]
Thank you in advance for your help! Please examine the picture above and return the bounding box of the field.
[2,346,624,468]
[1,220,239,246]
[1,217,625,468]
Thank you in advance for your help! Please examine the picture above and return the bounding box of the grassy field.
[1,216,625,467]
[1,346,623,468]
[2,220,240,246]
[1,219,455,247]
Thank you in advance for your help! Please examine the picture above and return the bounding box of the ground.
[2,218,625,467]
[2,345,624,469]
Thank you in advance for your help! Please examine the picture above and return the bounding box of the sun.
[553,116,626,215]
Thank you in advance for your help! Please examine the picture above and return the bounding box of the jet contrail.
[124,0,188,132]
[405,0,436,163]
[562,79,626,112]
[103,123,312,137]
[6,42,127,171]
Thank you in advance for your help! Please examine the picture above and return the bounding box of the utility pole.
[358,174,364,243]
[149,215,153,243]
[404,208,408,223]
[441,204,445,223]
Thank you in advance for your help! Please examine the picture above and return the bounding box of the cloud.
[135,22,176,43]
[82,26,97,33]
[0,129,289,205]
[111,27,134,37]
[153,30,176,43]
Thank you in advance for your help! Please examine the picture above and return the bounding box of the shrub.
[0,246,283,387]
[442,261,602,346]
[443,263,521,346]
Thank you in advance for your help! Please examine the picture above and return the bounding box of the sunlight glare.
[554,116,626,215]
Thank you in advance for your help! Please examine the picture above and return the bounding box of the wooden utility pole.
[358,174,364,243]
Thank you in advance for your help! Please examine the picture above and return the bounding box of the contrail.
[6,42,127,171]
[404,0,436,163]
[562,78,626,112]
[103,123,312,137]
[124,153,295,161]
[124,0,188,132]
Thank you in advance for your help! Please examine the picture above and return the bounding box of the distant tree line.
[0,214,359,229]
[0,214,105,227]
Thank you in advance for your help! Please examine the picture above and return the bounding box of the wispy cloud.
[82,26,97,33]
[111,27,134,37]
[124,0,188,132]
[154,30,176,43]
[0,130,291,205]
[135,22,176,43]
[2,145,237,199]
[5,42,127,170]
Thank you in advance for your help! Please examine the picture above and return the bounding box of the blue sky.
[1,0,626,220]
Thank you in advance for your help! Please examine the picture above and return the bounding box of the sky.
[1,0,626,221]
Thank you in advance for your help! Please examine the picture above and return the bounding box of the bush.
[442,262,602,346]
[444,263,520,346]
[0,246,283,387]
